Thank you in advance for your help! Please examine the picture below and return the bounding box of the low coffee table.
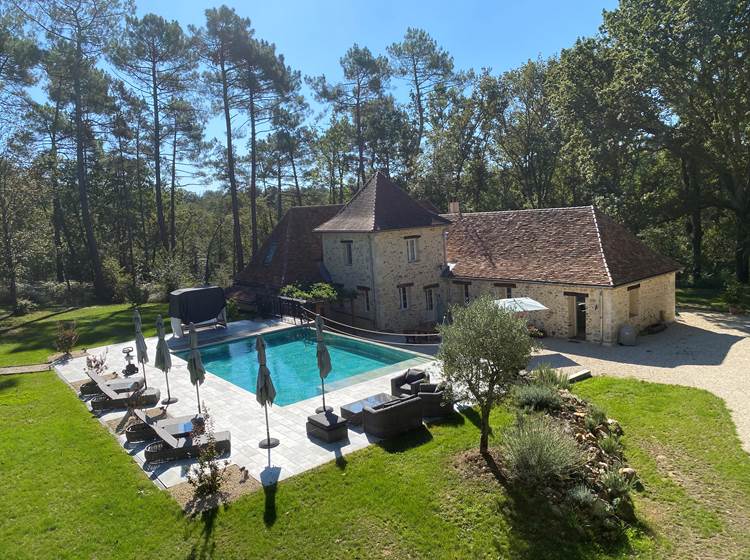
[340,392,398,425]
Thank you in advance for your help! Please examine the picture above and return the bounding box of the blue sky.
[133,0,618,190]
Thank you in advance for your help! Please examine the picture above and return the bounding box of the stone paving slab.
[55,318,437,488]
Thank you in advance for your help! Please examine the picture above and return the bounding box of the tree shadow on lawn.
[424,411,465,429]
[185,504,225,560]
[0,306,79,335]
[0,377,19,392]
[376,425,433,453]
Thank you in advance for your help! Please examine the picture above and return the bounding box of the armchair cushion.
[390,368,429,397]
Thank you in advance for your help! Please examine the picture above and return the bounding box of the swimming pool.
[176,327,428,406]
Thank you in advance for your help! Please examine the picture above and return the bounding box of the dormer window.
[405,235,419,263]
[263,241,277,265]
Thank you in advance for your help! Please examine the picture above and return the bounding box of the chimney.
[448,201,460,214]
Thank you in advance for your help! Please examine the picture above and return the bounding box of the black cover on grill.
[168,286,226,324]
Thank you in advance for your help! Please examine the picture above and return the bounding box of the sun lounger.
[143,424,231,463]
[79,369,144,396]
[89,382,160,411]
[125,410,199,443]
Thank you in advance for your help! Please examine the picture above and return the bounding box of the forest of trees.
[1,0,749,312]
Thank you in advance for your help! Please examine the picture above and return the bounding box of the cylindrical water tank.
[619,324,637,346]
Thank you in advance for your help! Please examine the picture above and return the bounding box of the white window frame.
[425,288,434,311]
[406,238,418,263]
[398,286,409,310]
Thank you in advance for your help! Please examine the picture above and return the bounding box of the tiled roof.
[315,171,451,232]
[231,204,343,296]
[443,206,681,287]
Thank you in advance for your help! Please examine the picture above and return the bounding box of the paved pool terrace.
[54,319,437,489]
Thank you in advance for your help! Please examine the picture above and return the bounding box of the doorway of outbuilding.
[567,293,587,340]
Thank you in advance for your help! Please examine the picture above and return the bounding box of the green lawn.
[1,372,748,559]
[676,286,750,313]
[0,303,168,368]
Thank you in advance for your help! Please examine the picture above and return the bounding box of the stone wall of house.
[443,272,675,344]
[607,272,676,338]
[321,232,377,326]
[371,225,447,332]
[449,279,608,342]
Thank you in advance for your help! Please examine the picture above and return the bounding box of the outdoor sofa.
[79,369,144,396]
[362,394,423,439]
[143,423,231,463]
[390,368,429,397]
[125,409,199,443]
[417,383,453,418]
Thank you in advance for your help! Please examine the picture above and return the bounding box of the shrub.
[102,256,131,303]
[225,297,240,321]
[501,414,585,486]
[187,407,229,499]
[513,383,562,411]
[280,282,338,302]
[13,298,37,316]
[598,433,622,456]
[55,320,79,356]
[151,254,190,301]
[723,278,747,311]
[601,468,634,499]
[567,483,598,509]
[126,283,149,305]
[585,404,608,432]
[527,324,546,338]
[532,364,570,390]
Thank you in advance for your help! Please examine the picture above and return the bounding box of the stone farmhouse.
[230,171,681,344]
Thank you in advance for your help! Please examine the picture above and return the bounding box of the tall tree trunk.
[169,119,178,252]
[118,139,136,287]
[736,210,750,283]
[276,156,283,222]
[479,402,492,455]
[1,210,17,311]
[151,57,167,251]
[338,161,345,204]
[0,168,18,311]
[49,82,65,283]
[220,55,244,274]
[249,89,259,261]
[135,123,148,268]
[290,151,302,206]
[681,157,703,283]
[73,38,106,300]
[355,96,365,189]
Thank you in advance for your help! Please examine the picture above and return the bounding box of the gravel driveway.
[531,310,750,453]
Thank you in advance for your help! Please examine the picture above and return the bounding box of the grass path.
[2,372,749,558]
[0,303,168,368]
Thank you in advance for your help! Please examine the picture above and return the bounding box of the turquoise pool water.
[177,327,420,406]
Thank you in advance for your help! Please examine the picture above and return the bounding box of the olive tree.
[438,295,536,454]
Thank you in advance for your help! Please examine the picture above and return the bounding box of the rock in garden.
[618,467,637,480]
